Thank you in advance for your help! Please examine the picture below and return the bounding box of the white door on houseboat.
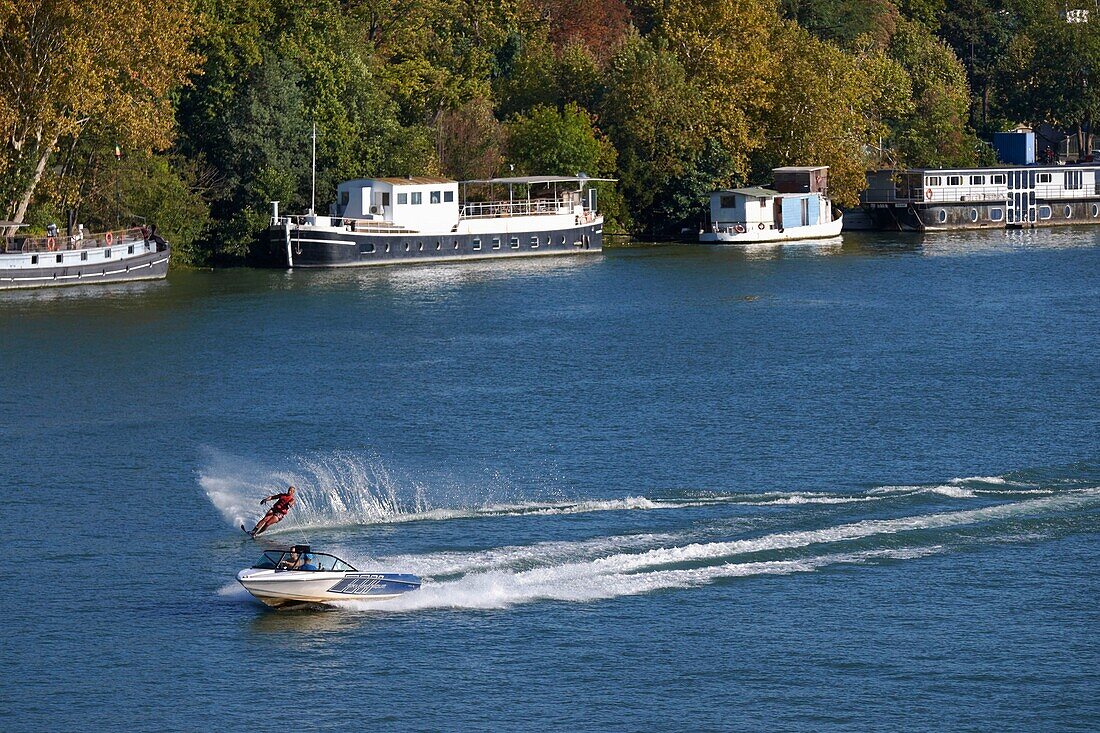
[1006,170,1036,225]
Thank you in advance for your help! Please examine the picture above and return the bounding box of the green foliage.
[887,19,982,167]
[506,103,615,177]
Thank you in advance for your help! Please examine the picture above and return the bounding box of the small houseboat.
[261,174,609,268]
[700,166,843,244]
[0,224,170,290]
[860,165,1100,231]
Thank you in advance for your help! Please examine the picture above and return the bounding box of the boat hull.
[0,243,170,290]
[258,221,603,268]
[237,568,421,608]
[700,216,843,244]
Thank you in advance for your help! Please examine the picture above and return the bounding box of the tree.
[505,103,615,176]
[998,3,1100,157]
[756,23,886,207]
[0,0,201,232]
[888,18,982,166]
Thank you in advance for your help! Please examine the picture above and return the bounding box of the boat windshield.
[251,550,357,572]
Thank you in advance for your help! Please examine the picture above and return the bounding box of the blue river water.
[2,229,1099,731]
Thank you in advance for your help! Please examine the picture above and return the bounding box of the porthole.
[1064,205,1072,219]
[435,241,441,251]
[1092,204,1099,218]
[418,242,424,252]
[937,209,947,223]
[385,243,391,253]
[404,242,410,252]
[990,208,1003,222]
[453,241,459,250]
[970,208,979,222]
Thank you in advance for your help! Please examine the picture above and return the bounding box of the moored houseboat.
[0,224,170,290]
[700,166,842,244]
[860,164,1100,231]
[261,174,609,268]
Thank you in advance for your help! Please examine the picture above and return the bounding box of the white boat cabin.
[709,166,833,232]
[333,177,459,232]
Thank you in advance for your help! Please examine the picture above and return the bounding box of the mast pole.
[310,121,317,215]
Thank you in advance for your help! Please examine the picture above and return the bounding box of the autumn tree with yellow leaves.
[0,0,201,232]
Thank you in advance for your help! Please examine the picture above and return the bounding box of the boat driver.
[278,550,300,570]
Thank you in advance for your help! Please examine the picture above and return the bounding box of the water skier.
[244,486,297,537]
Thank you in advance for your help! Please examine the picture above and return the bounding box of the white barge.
[700,166,843,244]
[1,224,170,290]
[261,174,609,268]
[860,165,1100,230]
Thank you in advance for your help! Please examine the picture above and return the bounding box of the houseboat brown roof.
[372,176,456,185]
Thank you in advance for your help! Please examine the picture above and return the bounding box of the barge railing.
[6,227,148,254]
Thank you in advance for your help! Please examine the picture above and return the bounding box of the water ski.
[241,524,255,537]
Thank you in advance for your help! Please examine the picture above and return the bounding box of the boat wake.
[339,487,1100,613]
[203,450,1090,535]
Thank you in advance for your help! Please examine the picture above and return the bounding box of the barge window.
[947,175,962,186]
[991,174,1006,185]
[444,191,454,202]
[1039,205,1052,220]
[1065,205,1073,218]
[969,175,985,185]
[938,210,947,223]
[492,237,501,250]
[926,176,941,186]
[340,191,350,205]
[1065,171,1082,190]
[81,251,88,261]
[105,248,111,258]
[128,245,134,254]
[381,192,391,206]
[473,239,481,251]
[990,208,1003,222]
[1037,173,1052,184]
[411,192,422,205]
[510,237,519,249]
[397,193,408,204]
[530,236,538,247]
[56,254,63,263]
[430,190,441,204]
[31,254,38,264]
[720,195,737,208]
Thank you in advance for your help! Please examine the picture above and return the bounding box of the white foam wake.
[342,547,946,612]
[330,489,1098,613]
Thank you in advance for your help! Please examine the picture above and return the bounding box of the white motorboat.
[699,166,843,244]
[237,545,421,608]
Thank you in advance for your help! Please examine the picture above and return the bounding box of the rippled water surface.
[3,229,1099,731]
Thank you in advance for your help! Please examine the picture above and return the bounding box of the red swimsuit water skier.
[247,486,297,537]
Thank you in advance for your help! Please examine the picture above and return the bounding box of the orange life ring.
[926,188,933,199]
[734,224,746,234]
[105,231,114,245]
[47,237,56,251]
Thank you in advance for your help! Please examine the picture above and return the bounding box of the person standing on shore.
[246,486,297,537]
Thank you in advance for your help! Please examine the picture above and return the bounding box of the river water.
[2,230,1099,731]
